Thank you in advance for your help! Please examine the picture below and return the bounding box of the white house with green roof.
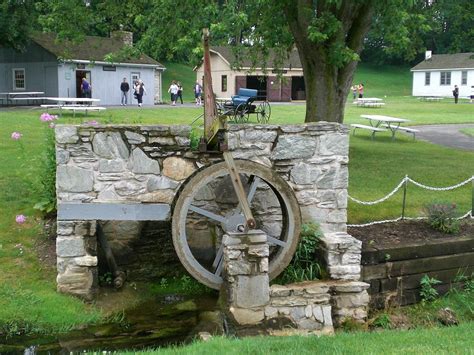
[411,52,474,98]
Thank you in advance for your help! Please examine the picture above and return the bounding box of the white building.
[411,52,474,98]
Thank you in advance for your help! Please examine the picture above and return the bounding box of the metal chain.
[348,177,408,205]
[406,176,473,191]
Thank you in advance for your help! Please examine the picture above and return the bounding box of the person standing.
[194,81,202,105]
[470,85,474,104]
[358,83,364,99]
[452,85,459,104]
[134,79,146,107]
[351,84,357,100]
[176,82,184,104]
[120,78,130,106]
[81,77,91,98]
[168,81,179,106]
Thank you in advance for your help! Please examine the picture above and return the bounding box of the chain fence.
[348,175,474,227]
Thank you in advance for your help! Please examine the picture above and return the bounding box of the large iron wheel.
[171,160,301,289]
[256,101,271,123]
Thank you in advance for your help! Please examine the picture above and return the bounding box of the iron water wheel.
[171,160,301,289]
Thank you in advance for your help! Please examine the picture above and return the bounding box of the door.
[131,72,140,102]
[235,76,246,94]
[76,70,91,98]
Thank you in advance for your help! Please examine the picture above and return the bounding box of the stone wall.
[55,122,359,298]
[221,230,369,334]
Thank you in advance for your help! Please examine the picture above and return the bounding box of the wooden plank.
[362,251,474,280]
[58,202,170,221]
[378,266,474,292]
[362,236,474,265]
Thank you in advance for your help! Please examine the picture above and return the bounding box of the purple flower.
[15,214,26,224]
[11,132,22,140]
[40,113,54,122]
[86,120,99,126]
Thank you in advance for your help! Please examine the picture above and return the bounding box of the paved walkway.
[410,124,474,151]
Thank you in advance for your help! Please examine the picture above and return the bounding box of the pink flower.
[86,120,99,126]
[11,132,22,140]
[15,214,26,224]
[51,115,59,120]
[40,113,54,122]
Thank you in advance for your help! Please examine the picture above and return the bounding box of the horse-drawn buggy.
[217,88,271,124]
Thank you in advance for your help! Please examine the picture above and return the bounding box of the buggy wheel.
[256,101,271,123]
[234,103,249,123]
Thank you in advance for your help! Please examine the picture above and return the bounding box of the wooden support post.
[202,28,217,140]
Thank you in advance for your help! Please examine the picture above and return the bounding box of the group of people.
[120,78,146,107]
[167,81,203,106]
[351,83,365,99]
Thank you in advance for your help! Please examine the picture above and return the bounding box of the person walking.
[81,77,91,98]
[358,83,364,99]
[470,85,474,104]
[168,81,179,106]
[120,77,130,106]
[134,79,146,107]
[176,82,184,104]
[452,85,459,104]
[194,81,202,105]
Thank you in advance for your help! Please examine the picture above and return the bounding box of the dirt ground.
[348,219,474,249]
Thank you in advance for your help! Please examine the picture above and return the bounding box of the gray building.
[0,32,165,105]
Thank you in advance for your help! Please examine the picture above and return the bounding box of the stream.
[0,293,220,354]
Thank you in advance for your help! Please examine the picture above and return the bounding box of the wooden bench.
[351,124,387,139]
[382,124,419,140]
[61,106,107,117]
[362,102,385,108]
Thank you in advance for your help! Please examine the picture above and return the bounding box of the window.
[461,71,467,85]
[13,68,25,90]
[221,75,227,92]
[424,72,430,86]
[440,71,451,86]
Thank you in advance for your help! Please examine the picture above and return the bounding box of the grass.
[119,321,474,354]
[0,62,473,335]
[162,61,197,103]
[460,128,474,137]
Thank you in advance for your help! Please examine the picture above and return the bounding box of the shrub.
[276,223,323,284]
[420,275,442,302]
[33,127,56,215]
[424,202,460,234]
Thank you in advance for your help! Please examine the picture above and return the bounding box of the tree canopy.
[2,0,473,122]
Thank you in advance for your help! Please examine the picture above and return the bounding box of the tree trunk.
[283,0,374,123]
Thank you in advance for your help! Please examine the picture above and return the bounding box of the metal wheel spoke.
[212,243,224,268]
[214,254,224,276]
[189,205,227,224]
[247,176,261,204]
[267,235,287,247]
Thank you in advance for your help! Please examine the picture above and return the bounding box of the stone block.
[56,149,70,164]
[175,136,191,146]
[318,133,349,156]
[57,223,74,236]
[162,157,195,181]
[332,291,370,308]
[271,296,307,307]
[125,131,146,144]
[230,307,264,325]
[305,305,313,318]
[247,245,269,258]
[56,237,85,257]
[264,306,278,318]
[147,175,179,191]
[149,136,175,145]
[170,125,192,136]
[290,163,321,185]
[272,136,317,160]
[296,318,323,330]
[92,132,129,159]
[313,305,324,323]
[99,159,126,173]
[270,285,291,297]
[330,281,370,293]
[57,166,94,193]
[322,305,333,326]
[290,306,306,321]
[56,126,79,144]
[73,255,98,266]
[242,129,278,143]
[129,148,160,174]
[233,275,269,308]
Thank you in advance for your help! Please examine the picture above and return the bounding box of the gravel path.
[409,124,474,151]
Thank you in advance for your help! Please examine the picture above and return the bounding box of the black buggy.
[217,88,271,124]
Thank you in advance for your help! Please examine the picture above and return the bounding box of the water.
[0,293,220,354]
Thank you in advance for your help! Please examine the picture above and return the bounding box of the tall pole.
[203,28,217,140]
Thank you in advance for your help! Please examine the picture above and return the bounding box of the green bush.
[424,202,460,234]
[420,275,442,302]
[275,223,323,284]
[33,127,57,215]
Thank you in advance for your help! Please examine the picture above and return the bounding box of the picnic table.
[361,114,417,140]
[41,97,104,117]
[419,97,443,102]
[0,91,45,105]
[354,97,385,108]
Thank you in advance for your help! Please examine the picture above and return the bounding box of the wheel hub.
[221,210,247,232]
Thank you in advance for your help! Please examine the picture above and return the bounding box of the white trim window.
[461,71,467,85]
[424,72,430,86]
[440,71,451,86]
[13,68,26,90]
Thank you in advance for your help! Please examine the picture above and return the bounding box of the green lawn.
[0,62,473,335]
[129,321,474,354]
